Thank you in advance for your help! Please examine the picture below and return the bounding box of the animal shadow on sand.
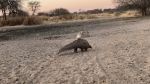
[57,49,93,56]
[56,48,95,56]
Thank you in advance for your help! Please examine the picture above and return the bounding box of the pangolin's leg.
[74,48,78,53]
[81,48,84,52]
[84,48,87,51]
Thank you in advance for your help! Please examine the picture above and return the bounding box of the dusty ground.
[1,17,150,84]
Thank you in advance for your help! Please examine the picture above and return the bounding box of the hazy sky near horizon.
[24,0,115,12]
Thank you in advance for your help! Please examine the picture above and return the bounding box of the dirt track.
[1,17,150,84]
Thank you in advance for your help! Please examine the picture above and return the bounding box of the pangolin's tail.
[57,41,76,54]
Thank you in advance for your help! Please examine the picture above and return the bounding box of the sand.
[0,17,150,84]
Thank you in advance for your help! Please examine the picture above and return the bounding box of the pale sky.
[24,0,115,12]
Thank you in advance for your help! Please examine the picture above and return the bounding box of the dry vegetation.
[23,16,42,25]
[41,10,141,23]
[0,16,42,27]
[0,10,141,27]
[0,17,24,26]
[46,14,97,22]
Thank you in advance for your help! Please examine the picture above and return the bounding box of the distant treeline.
[37,8,117,17]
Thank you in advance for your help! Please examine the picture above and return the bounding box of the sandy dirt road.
[1,17,150,84]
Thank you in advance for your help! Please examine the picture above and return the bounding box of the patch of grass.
[23,16,43,25]
[48,14,97,22]
[39,16,49,21]
[119,10,141,17]
[0,16,43,27]
[0,17,25,26]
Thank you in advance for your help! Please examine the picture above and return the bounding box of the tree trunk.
[32,11,35,16]
[32,7,36,16]
[2,9,7,20]
[141,8,147,16]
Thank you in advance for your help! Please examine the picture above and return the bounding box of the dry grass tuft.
[0,17,25,26]
[119,10,141,17]
[0,16,43,27]
[48,14,97,22]
[23,16,42,25]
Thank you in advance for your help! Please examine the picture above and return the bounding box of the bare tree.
[115,0,150,16]
[28,1,40,15]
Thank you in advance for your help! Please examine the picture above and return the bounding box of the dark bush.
[103,8,116,13]
[37,12,49,16]
[49,8,70,16]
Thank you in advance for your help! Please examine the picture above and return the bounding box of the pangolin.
[58,38,92,54]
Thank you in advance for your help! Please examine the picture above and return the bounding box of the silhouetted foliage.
[115,0,150,16]
[0,0,22,20]
[8,0,22,17]
[0,0,9,20]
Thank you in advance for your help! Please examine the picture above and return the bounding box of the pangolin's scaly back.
[58,38,92,54]
[77,38,92,48]
[58,40,78,54]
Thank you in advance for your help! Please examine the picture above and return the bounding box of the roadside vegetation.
[0,0,150,27]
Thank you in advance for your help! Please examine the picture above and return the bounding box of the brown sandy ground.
[0,17,150,84]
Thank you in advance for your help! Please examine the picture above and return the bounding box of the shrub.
[23,16,42,25]
[49,8,70,16]
[37,12,49,16]
[81,9,103,14]
[58,15,74,20]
